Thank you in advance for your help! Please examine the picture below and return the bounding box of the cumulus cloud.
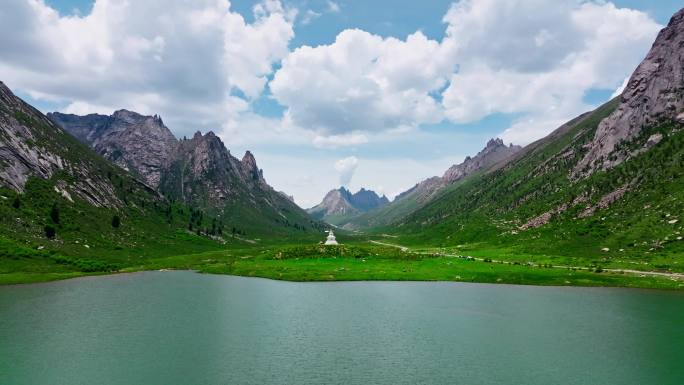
[313,132,369,149]
[270,29,452,137]
[0,0,664,151]
[0,0,294,136]
[441,0,661,143]
[334,156,359,187]
[269,0,660,146]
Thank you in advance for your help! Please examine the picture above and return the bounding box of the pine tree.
[50,203,60,224]
[111,215,121,228]
[44,225,56,239]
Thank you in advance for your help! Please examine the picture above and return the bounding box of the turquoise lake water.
[1,271,683,385]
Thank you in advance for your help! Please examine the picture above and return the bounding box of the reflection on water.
[1,271,683,385]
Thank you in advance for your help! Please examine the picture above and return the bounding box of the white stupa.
[324,230,339,245]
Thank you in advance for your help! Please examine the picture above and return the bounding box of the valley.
[1,7,684,291]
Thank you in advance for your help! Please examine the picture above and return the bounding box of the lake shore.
[3,249,683,290]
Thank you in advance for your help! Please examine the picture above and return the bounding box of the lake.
[1,271,683,385]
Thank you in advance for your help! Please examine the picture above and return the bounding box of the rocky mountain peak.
[111,109,165,127]
[443,138,521,183]
[0,81,21,109]
[50,109,178,188]
[485,137,505,149]
[241,150,264,183]
[112,109,139,121]
[241,150,256,166]
[574,8,684,176]
[350,188,389,211]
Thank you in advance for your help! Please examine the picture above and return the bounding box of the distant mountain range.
[48,110,318,236]
[314,138,521,229]
[307,187,389,225]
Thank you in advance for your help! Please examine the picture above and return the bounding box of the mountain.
[0,80,234,275]
[49,111,320,236]
[308,187,389,225]
[346,138,521,229]
[574,9,684,176]
[48,110,176,189]
[389,9,684,262]
[1,80,328,282]
[0,83,131,208]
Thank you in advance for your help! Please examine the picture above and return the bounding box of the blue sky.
[6,0,683,206]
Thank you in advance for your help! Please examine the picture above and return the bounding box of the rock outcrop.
[0,81,124,207]
[574,9,684,176]
[49,110,177,188]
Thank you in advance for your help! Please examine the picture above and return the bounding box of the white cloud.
[259,153,465,208]
[610,77,629,99]
[334,156,359,187]
[440,0,661,144]
[0,0,294,136]
[269,1,660,146]
[270,29,452,137]
[327,1,341,13]
[0,0,666,201]
[313,132,369,148]
[301,9,321,25]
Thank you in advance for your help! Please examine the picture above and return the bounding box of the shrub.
[12,196,21,209]
[111,215,121,228]
[44,225,56,239]
[50,203,60,224]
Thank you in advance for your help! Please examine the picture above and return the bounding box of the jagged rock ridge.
[49,109,314,232]
[397,138,521,206]
[574,8,684,176]
[49,110,177,189]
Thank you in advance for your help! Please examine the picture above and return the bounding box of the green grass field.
[3,239,681,290]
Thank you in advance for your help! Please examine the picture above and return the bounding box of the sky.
[1,0,682,208]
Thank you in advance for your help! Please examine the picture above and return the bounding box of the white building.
[324,230,339,245]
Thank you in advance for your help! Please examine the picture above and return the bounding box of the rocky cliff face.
[308,187,389,221]
[0,81,123,207]
[574,8,684,176]
[49,110,177,188]
[159,131,270,205]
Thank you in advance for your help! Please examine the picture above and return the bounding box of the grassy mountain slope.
[388,9,684,275]
[391,98,684,273]
[0,81,322,283]
[348,139,520,231]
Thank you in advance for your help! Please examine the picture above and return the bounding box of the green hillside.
[388,99,684,273]
[0,83,324,284]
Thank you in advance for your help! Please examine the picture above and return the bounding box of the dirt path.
[370,240,408,251]
[369,240,684,281]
